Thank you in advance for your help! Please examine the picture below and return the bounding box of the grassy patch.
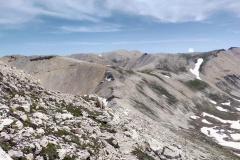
[184,79,208,91]
[55,129,71,136]
[55,129,81,145]
[142,79,177,105]
[125,69,135,75]
[42,143,60,160]
[23,146,34,154]
[82,108,117,134]
[135,84,163,108]
[0,138,16,152]
[66,104,82,117]
[207,93,229,103]
[195,102,238,121]
[132,99,158,120]
[63,155,77,160]
[0,72,3,81]
[132,148,155,160]
[0,141,11,151]
[22,118,37,129]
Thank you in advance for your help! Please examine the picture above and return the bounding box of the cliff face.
[1,48,240,159]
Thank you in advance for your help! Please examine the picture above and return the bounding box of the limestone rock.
[78,150,90,160]
[36,128,45,135]
[40,137,48,147]
[25,153,34,160]
[0,132,10,140]
[12,120,23,130]
[8,150,23,158]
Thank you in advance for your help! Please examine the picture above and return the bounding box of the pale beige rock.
[25,153,34,160]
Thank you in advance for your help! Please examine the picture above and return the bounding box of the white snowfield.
[201,127,240,150]
[231,134,240,141]
[202,112,240,129]
[202,119,212,124]
[0,147,13,160]
[221,101,231,106]
[209,99,217,105]
[190,58,203,80]
[200,111,240,151]
[163,75,170,78]
[216,106,228,112]
[190,115,200,119]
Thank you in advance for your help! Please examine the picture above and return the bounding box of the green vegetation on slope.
[184,79,208,91]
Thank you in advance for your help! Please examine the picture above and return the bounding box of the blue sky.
[0,0,240,56]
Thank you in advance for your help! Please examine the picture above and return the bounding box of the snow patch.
[230,121,240,130]
[233,98,240,102]
[221,101,231,106]
[163,75,170,78]
[234,152,240,157]
[190,115,199,119]
[201,127,240,150]
[236,107,240,111]
[231,134,240,141]
[202,112,240,130]
[190,58,203,80]
[202,119,212,124]
[209,99,217,104]
[216,106,228,112]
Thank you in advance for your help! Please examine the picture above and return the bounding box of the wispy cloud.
[227,29,240,34]
[24,41,103,46]
[110,39,213,45]
[59,24,122,33]
[24,39,213,46]
[1,0,240,26]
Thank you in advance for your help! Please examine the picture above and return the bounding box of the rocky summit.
[0,48,240,160]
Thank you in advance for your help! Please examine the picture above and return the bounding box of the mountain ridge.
[1,48,240,159]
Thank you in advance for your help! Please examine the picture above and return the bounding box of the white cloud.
[111,39,212,45]
[59,24,122,33]
[24,39,212,46]
[227,29,240,34]
[106,0,240,22]
[188,48,194,52]
[0,0,240,25]
[25,41,103,46]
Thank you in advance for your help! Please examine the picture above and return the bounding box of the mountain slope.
[0,55,106,95]
[1,48,240,159]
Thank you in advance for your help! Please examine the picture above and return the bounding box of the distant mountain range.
[0,47,240,159]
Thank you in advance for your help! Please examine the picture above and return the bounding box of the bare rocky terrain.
[1,47,240,160]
